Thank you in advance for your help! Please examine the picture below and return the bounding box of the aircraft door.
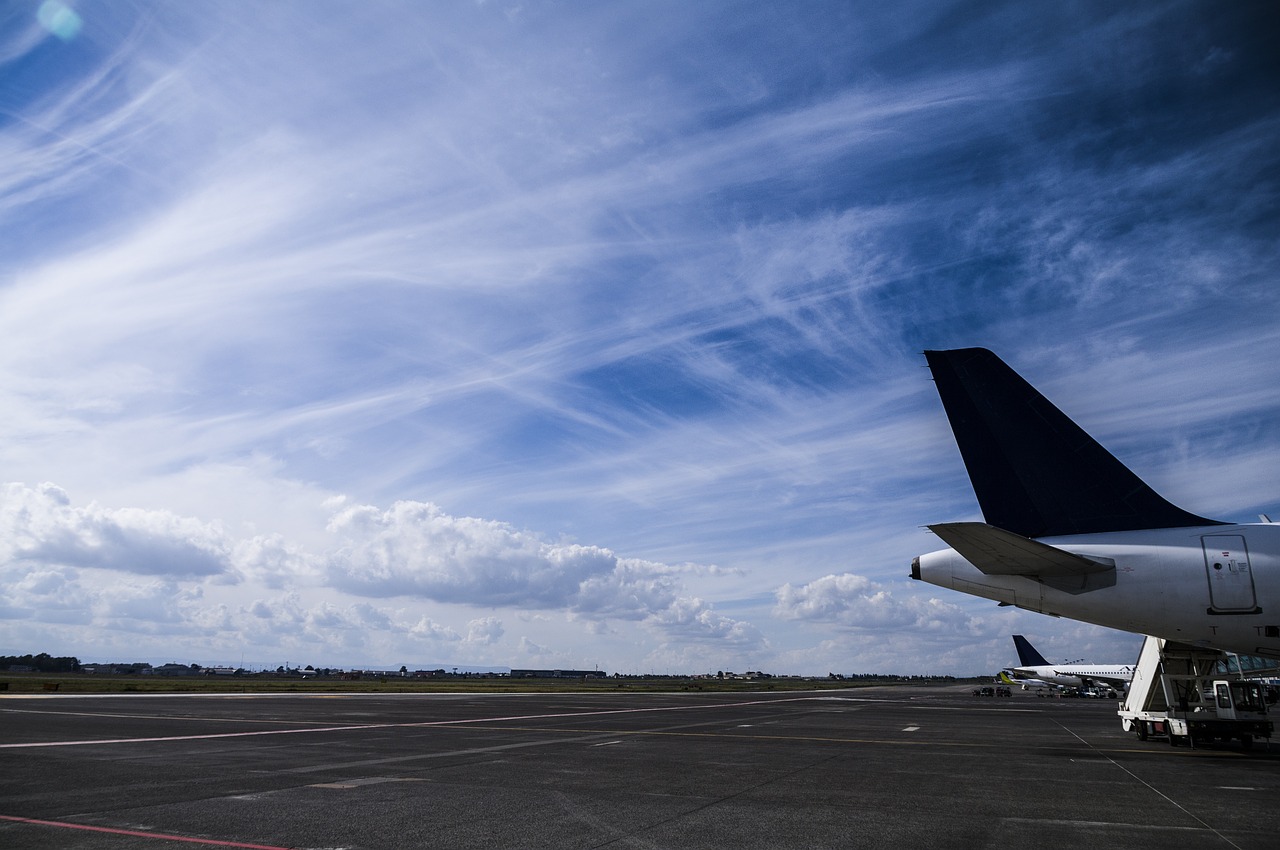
[1202,535,1259,614]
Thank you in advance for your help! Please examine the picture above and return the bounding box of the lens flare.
[37,1,83,42]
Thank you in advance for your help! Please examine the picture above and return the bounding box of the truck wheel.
[1240,734,1253,750]
[1136,722,1148,741]
[1169,733,1182,747]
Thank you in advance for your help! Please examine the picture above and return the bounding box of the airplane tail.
[923,348,1224,538]
[1012,634,1050,667]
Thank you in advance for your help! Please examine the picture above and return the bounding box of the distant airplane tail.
[1012,634,1050,667]
[923,348,1224,538]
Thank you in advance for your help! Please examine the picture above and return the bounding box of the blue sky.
[1,1,1277,675]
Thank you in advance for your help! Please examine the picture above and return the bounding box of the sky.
[1,1,1277,677]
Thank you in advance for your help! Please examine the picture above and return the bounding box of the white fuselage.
[1007,663,1133,689]
[916,523,1280,660]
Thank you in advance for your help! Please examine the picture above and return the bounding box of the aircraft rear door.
[1202,535,1259,614]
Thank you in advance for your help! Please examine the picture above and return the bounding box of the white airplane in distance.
[997,671,1056,692]
[910,348,1280,661]
[1004,634,1134,691]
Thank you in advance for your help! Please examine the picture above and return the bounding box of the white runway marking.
[0,695,815,750]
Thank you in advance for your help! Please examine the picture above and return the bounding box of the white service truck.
[1118,636,1273,749]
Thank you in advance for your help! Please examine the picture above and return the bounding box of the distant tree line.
[0,655,970,680]
[828,673,961,681]
[2,653,81,672]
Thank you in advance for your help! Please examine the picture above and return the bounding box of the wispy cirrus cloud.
[0,1,1275,674]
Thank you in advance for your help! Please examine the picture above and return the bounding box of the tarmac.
[2,684,1278,849]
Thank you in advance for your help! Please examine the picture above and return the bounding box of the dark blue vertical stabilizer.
[924,348,1224,538]
[1012,635,1051,667]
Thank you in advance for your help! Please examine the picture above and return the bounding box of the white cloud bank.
[0,481,765,670]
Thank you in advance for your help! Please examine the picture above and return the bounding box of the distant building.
[509,669,606,679]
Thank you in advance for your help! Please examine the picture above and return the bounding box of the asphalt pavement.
[2,685,1278,849]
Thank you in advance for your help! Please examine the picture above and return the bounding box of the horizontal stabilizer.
[928,522,1114,579]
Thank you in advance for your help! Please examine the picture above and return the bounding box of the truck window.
[1235,683,1267,713]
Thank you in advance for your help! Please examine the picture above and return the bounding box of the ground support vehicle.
[1118,636,1272,749]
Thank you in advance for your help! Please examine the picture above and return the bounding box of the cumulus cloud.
[466,616,504,645]
[574,558,680,619]
[233,533,319,590]
[93,580,232,638]
[325,500,616,605]
[775,573,981,635]
[518,636,552,658]
[0,482,233,578]
[237,595,397,654]
[0,482,764,666]
[652,596,767,649]
[410,616,461,643]
[322,498,760,645]
[3,563,93,625]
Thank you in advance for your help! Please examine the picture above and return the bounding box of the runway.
[2,684,1277,849]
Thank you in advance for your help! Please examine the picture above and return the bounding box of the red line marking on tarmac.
[0,696,812,750]
[0,815,291,849]
[0,723,395,748]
